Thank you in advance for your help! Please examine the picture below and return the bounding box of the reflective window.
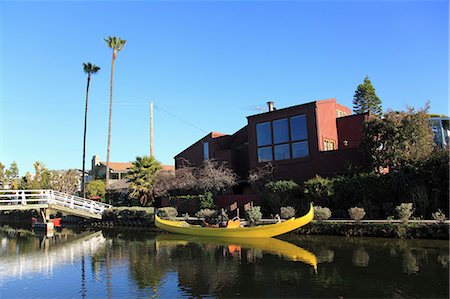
[273,118,289,144]
[292,141,309,158]
[256,122,272,146]
[203,142,209,160]
[258,146,272,162]
[274,144,290,160]
[323,139,335,151]
[290,115,308,141]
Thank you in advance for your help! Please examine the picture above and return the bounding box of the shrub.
[157,207,178,219]
[195,208,217,218]
[264,180,301,215]
[199,192,215,209]
[396,203,414,223]
[348,207,366,222]
[303,176,334,205]
[432,209,447,223]
[280,206,296,219]
[314,206,332,221]
[246,206,262,226]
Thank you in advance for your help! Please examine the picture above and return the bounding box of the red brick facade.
[174,99,368,188]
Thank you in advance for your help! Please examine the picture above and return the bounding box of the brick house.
[174,99,368,200]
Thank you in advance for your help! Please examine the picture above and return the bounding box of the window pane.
[258,146,272,162]
[292,141,309,158]
[291,115,308,141]
[203,142,209,160]
[256,122,272,146]
[273,118,289,144]
[274,144,290,160]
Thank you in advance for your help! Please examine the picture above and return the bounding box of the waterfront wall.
[296,221,450,240]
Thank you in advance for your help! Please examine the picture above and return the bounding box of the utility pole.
[150,101,154,157]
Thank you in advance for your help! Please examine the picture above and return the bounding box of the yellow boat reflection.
[155,234,317,271]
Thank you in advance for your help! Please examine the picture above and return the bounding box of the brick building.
[175,99,367,196]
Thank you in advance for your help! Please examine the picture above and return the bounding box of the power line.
[154,104,208,134]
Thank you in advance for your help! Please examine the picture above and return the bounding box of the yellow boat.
[155,203,313,238]
[155,234,318,270]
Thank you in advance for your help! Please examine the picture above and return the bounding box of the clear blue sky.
[0,0,448,175]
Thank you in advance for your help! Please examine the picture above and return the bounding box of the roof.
[161,165,175,171]
[100,162,174,172]
[100,162,133,171]
[174,132,230,158]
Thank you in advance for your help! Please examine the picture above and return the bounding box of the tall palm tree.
[82,62,100,198]
[104,36,127,188]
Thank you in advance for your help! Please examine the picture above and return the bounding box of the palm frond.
[83,62,101,75]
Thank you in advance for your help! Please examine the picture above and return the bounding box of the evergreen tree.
[0,162,5,189]
[5,161,19,189]
[353,76,382,116]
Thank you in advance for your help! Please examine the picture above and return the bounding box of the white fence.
[0,190,112,217]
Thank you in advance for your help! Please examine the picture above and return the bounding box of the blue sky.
[0,0,448,175]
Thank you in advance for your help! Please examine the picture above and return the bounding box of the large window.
[203,142,209,160]
[256,114,309,162]
[256,122,272,146]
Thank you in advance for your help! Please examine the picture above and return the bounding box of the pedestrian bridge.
[0,190,112,219]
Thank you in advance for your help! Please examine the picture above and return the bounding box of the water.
[0,225,448,298]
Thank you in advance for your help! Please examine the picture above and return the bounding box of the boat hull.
[155,204,314,238]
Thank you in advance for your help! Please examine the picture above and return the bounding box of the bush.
[314,206,332,221]
[280,206,296,219]
[246,206,262,226]
[396,203,414,223]
[348,207,366,222]
[263,180,301,215]
[101,207,154,226]
[199,192,215,209]
[157,207,178,219]
[85,179,106,200]
[303,176,334,206]
[195,208,217,218]
[432,209,447,223]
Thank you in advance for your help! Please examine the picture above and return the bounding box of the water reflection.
[155,234,318,270]
[352,247,370,267]
[0,228,107,281]
[0,227,448,298]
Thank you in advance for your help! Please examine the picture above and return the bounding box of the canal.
[0,225,448,298]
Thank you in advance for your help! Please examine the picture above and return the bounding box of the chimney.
[92,155,100,170]
[267,101,275,112]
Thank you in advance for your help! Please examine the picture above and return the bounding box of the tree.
[104,36,127,189]
[361,103,435,172]
[18,161,50,190]
[353,76,382,116]
[85,179,106,200]
[48,169,81,194]
[0,162,5,189]
[5,161,20,189]
[127,156,162,206]
[195,160,237,194]
[81,62,100,198]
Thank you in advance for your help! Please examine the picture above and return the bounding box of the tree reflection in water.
[0,227,448,298]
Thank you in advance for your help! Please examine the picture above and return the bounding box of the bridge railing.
[0,190,112,216]
[0,190,51,206]
[50,190,112,215]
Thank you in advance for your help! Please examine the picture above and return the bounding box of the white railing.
[0,190,112,216]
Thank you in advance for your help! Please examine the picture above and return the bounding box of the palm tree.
[82,62,100,198]
[127,156,162,206]
[104,36,127,188]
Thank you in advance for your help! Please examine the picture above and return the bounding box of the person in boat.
[202,216,219,227]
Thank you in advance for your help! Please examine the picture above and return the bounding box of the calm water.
[0,225,448,298]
